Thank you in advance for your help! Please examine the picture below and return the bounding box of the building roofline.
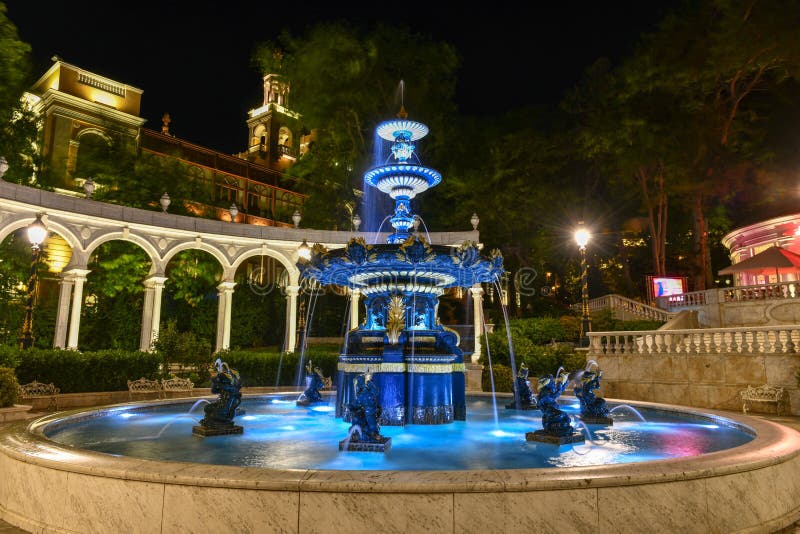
[31,59,144,95]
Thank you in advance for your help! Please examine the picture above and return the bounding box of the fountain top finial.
[397,104,408,119]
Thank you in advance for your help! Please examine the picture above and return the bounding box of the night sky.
[6,1,676,154]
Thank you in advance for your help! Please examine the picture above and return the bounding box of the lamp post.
[574,223,591,347]
[19,216,48,349]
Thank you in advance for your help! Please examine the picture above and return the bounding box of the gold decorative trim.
[337,362,467,374]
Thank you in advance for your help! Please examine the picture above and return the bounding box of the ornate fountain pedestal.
[298,111,503,428]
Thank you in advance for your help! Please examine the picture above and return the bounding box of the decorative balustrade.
[573,294,674,322]
[657,281,800,311]
[588,325,800,355]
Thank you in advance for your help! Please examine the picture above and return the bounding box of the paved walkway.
[1,409,799,533]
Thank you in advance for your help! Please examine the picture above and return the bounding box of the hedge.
[481,363,513,393]
[218,347,340,387]
[1,348,161,393]
[0,367,19,407]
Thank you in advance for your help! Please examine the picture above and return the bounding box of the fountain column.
[285,285,300,353]
[470,285,484,363]
[350,289,361,329]
[53,276,74,348]
[215,281,236,351]
[66,269,90,349]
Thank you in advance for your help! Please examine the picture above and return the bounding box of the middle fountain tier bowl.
[299,236,503,426]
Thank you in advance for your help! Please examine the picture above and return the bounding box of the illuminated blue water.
[45,395,754,470]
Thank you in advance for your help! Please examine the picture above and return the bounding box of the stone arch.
[0,215,83,260]
[161,241,231,276]
[75,127,112,144]
[229,247,298,285]
[278,126,292,147]
[83,231,161,276]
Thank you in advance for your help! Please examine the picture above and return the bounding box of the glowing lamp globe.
[574,227,590,249]
[27,216,48,247]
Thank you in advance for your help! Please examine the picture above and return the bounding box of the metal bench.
[127,378,162,400]
[161,377,194,397]
[740,384,786,415]
[18,381,60,411]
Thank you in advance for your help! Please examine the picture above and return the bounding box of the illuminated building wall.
[25,59,307,226]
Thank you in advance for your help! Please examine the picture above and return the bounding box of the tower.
[244,73,305,172]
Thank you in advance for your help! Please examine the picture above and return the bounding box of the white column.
[53,276,74,349]
[66,269,91,350]
[215,281,236,352]
[349,288,361,330]
[140,276,168,351]
[140,284,155,351]
[470,285,484,364]
[150,277,167,346]
[285,285,300,353]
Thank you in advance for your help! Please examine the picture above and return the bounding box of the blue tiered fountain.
[299,108,504,425]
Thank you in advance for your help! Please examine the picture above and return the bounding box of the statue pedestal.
[192,425,243,437]
[339,437,392,452]
[466,363,484,391]
[580,415,614,425]
[525,430,585,445]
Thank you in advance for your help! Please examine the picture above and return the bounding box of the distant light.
[297,239,311,261]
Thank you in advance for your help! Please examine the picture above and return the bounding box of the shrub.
[482,363,513,393]
[10,348,161,393]
[0,367,19,407]
[590,309,663,332]
[0,346,21,369]
[559,315,581,342]
[484,328,536,368]
[513,317,567,345]
[153,319,212,370]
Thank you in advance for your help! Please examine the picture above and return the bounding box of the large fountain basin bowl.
[1,397,799,534]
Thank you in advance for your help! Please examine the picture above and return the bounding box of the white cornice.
[38,90,146,129]
[31,60,143,94]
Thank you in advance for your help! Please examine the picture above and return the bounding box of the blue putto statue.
[575,370,613,425]
[525,370,584,445]
[339,370,391,452]
[193,359,243,436]
[297,360,327,406]
[506,363,537,410]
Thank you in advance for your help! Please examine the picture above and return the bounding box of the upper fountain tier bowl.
[299,236,503,295]
[375,119,429,142]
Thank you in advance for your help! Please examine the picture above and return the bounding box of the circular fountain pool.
[43,394,754,471]
[1,394,799,534]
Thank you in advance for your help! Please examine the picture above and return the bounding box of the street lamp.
[19,215,48,349]
[574,223,591,347]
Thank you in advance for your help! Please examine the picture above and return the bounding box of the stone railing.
[573,294,674,322]
[657,281,800,311]
[588,325,800,355]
